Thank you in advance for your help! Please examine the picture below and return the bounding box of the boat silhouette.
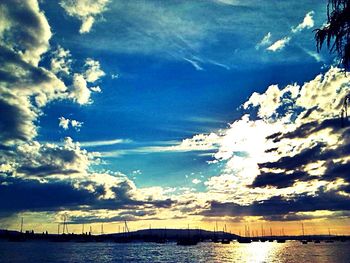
[177,225,199,246]
[237,237,251,243]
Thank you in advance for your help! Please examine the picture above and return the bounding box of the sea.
[0,240,349,263]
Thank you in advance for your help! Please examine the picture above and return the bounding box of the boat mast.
[20,217,23,233]
[124,220,129,233]
[302,223,305,237]
[63,216,66,234]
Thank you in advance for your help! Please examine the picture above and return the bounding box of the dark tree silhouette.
[315,0,350,69]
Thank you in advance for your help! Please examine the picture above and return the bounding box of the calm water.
[0,241,349,263]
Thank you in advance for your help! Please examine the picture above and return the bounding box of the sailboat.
[177,225,198,246]
[237,225,251,243]
[300,223,308,244]
[325,228,334,243]
[115,221,132,243]
[212,223,220,243]
[277,228,286,243]
[221,225,230,244]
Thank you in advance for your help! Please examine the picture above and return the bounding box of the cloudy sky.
[1,0,350,235]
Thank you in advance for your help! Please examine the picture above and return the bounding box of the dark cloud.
[259,143,325,171]
[0,96,35,143]
[0,176,176,219]
[0,0,178,225]
[269,118,344,142]
[263,211,350,221]
[253,118,350,191]
[67,209,158,224]
[251,170,314,188]
[111,181,134,201]
[264,147,278,153]
[10,141,90,179]
[262,213,321,221]
[17,165,79,177]
[0,46,52,87]
[323,161,350,185]
[0,45,65,145]
[0,0,52,68]
[0,178,95,214]
[199,190,350,219]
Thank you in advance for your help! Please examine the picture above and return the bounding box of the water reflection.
[210,241,285,262]
[0,240,349,263]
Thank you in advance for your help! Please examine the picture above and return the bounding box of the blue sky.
[1,0,350,233]
[39,0,329,188]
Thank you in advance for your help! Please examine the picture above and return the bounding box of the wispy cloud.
[185,116,227,124]
[292,11,315,33]
[99,134,221,157]
[183,57,204,71]
[79,138,132,148]
[262,10,315,53]
[267,37,291,52]
[256,32,272,50]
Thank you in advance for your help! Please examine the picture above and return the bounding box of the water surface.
[0,241,349,263]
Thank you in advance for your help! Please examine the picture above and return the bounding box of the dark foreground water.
[0,241,349,263]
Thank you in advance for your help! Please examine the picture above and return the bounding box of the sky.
[1,0,350,235]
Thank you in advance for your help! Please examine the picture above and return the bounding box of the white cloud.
[256,32,271,49]
[192,178,201,184]
[267,37,290,52]
[50,46,72,75]
[132,170,142,175]
[183,57,204,71]
[0,0,69,144]
[0,0,183,226]
[244,84,300,120]
[80,15,94,34]
[60,0,110,34]
[13,137,95,180]
[101,133,221,157]
[213,0,239,5]
[59,117,83,131]
[58,117,70,130]
[79,138,132,147]
[263,11,314,55]
[84,58,105,83]
[172,133,221,151]
[70,74,91,104]
[71,120,83,130]
[171,67,350,207]
[244,85,281,119]
[0,0,51,66]
[262,11,314,55]
[90,86,102,93]
[98,134,223,158]
[0,1,106,144]
[111,74,119,79]
[295,67,349,122]
[292,11,315,33]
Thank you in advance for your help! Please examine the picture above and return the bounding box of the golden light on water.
[209,242,286,263]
